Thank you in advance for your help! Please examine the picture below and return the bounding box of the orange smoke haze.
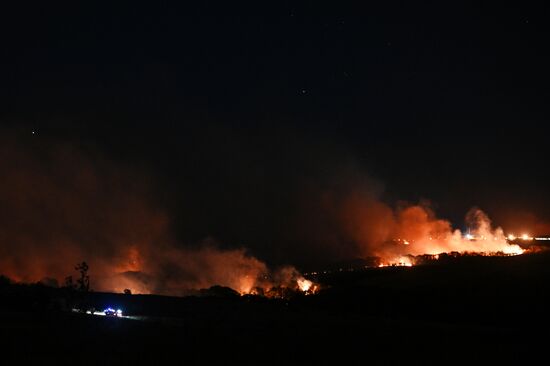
[0,130,528,295]
[340,194,523,264]
[106,245,270,295]
[492,210,550,237]
[0,133,279,295]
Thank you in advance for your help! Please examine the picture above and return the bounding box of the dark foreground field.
[3,252,550,365]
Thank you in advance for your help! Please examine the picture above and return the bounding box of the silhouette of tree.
[75,261,90,292]
[124,289,132,295]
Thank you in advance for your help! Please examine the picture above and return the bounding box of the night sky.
[2,2,550,268]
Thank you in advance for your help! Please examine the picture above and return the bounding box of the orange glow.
[237,275,256,295]
[369,208,526,264]
[378,256,415,267]
[0,134,540,298]
[502,245,524,255]
[521,233,533,241]
[297,277,313,292]
[234,267,319,297]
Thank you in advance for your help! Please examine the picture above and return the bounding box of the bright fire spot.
[379,256,415,267]
[297,277,313,292]
[521,233,533,241]
[234,271,319,298]
[398,257,413,267]
[502,245,524,255]
[377,208,529,266]
[237,275,256,295]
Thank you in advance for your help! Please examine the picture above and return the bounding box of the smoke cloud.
[0,131,275,295]
[351,204,522,264]
[316,189,522,265]
[0,128,524,295]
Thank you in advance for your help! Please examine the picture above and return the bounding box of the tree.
[75,261,90,292]
[124,289,132,295]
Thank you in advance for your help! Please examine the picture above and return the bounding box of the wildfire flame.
[372,208,525,266]
[238,274,319,297]
[297,277,313,292]
[2,131,542,299]
[378,256,414,267]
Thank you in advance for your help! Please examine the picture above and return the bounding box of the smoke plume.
[0,128,524,295]
[0,131,275,295]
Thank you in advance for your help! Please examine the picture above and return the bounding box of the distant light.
[521,233,532,240]
[465,234,474,240]
[508,234,516,241]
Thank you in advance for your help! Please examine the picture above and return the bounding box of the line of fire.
[302,232,550,278]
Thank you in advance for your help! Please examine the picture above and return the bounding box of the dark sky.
[2,2,550,267]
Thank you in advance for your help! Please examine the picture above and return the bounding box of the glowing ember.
[297,277,313,292]
[237,275,257,295]
[378,256,415,267]
[231,267,320,298]
[501,245,524,255]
